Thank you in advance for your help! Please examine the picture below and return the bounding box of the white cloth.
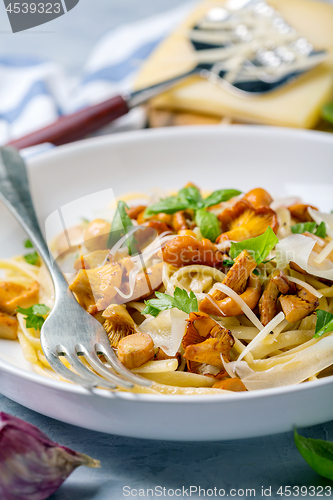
[0,3,193,146]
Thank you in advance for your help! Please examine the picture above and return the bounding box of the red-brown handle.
[6,94,129,150]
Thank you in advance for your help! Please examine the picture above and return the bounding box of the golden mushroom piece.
[0,312,18,340]
[102,304,137,348]
[182,311,234,377]
[117,332,154,369]
[217,199,278,243]
[84,218,111,252]
[199,250,261,317]
[0,281,39,315]
[279,285,319,323]
[69,261,122,312]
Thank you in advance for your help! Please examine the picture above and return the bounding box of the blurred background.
[0,0,191,73]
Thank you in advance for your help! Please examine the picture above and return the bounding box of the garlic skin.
[0,412,100,500]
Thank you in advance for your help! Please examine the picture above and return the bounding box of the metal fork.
[0,146,151,390]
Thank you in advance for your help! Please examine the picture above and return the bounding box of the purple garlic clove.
[0,412,100,500]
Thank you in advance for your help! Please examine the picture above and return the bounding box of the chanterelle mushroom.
[217,200,278,243]
[199,250,261,317]
[279,285,319,323]
[102,304,136,348]
[0,312,18,340]
[182,311,234,377]
[162,235,223,268]
[259,269,295,326]
[69,261,122,311]
[0,282,39,315]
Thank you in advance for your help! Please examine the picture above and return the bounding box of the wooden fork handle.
[6,94,129,150]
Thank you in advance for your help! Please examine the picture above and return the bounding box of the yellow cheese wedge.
[135,0,333,128]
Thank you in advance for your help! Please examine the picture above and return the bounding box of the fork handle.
[0,147,68,293]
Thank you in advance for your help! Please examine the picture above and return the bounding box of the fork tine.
[44,352,96,388]
[79,346,134,389]
[63,350,118,390]
[96,342,153,388]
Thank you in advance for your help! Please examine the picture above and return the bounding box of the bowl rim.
[11,124,332,404]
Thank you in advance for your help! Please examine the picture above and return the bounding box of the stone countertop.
[1,394,333,499]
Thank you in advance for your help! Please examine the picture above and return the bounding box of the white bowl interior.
[0,125,333,440]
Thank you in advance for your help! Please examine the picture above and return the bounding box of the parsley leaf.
[17,304,50,331]
[142,287,198,317]
[230,227,279,265]
[291,221,327,238]
[195,209,221,242]
[23,240,39,266]
[294,429,333,481]
[23,252,39,266]
[108,201,135,254]
[313,310,333,338]
[24,239,33,248]
[202,189,242,208]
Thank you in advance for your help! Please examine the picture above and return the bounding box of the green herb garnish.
[24,239,33,248]
[230,227,279,265]
[23,252,39,266]
[142,287,198,318]
[313,310,333,338]
[23,240,39,266]
[222,259,235,267]
[202,189,242,208]
[195,209,220,243]
[145,188,240,214]
[144,187,241,242]
[108,201,135,254]
[294,429,333,481]
[315,222,327,238]
[321,102,333,125]
[17,304,50,331]
[291,221,326,239]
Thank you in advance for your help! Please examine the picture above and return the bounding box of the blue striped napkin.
[0,3,193,148]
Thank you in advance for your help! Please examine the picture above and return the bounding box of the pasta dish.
[1,185,333,395]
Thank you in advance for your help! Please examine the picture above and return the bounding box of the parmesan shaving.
[314,238,333,265]
[276,234,333,280]
[287,276,323,298]
[237,312,285,362]
[209,283,264,330]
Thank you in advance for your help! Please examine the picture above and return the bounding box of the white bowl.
[1,125,333,441]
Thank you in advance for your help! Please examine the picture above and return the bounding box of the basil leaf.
[143,287,198,317]
[195,209,221,242]
[17,304,50,331]
[203,189,242,208]
[178,186,203,208]
[291,221,327,239]
[291,222,316,234]
[145,197,189,217]
[24,251,39,266]
[315,222,327,238]
[230,227,279,265]
[321,102,333,125]
[314,309,333,338]
[24,239,33,249]
[108,201,134,254]
[294,429,333,481]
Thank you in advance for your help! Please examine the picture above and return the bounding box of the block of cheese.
[134,0,333,128]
